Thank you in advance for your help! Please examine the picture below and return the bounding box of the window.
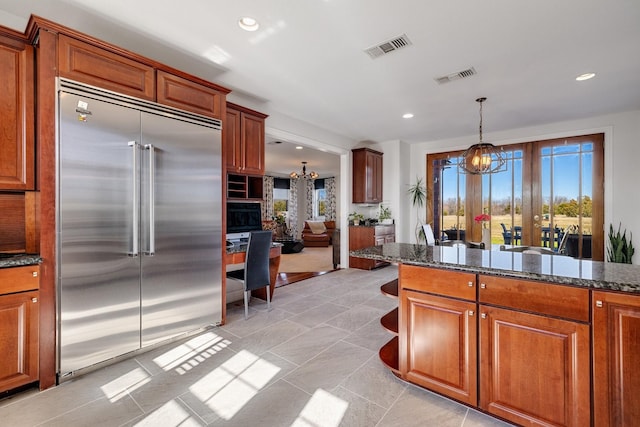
[313,179,326,219]
[273,178,289,222]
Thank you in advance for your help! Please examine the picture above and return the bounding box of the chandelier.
[459,97,506,174]
[290,161,318,179]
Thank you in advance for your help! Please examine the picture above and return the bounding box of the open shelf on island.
[381,307,399,334]
[380,279,398,298]
[379,336,400,375]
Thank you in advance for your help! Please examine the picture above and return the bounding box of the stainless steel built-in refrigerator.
[57,79,222,379]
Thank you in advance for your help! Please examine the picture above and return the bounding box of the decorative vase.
[481,228,491,249]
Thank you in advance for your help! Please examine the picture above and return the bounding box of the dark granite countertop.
[0,253,42,268]
[350,243,640,294]
[226,242,283,255]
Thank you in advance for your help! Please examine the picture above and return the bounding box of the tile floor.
[0,266,514,426]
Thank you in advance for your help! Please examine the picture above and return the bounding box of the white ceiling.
[1,0,639,178]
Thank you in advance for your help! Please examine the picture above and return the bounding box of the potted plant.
[607,223,635,263]
[379,205,393,224]
[407,176,427,242]
[349,211,365,226]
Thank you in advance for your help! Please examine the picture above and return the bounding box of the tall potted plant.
[407,176,427,242]
[607,223,635,263]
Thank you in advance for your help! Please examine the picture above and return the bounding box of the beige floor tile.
[270,324,349,365]
[284,341,373,394]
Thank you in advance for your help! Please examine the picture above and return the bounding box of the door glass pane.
[539,141,594,257]
[434,157,466,241]
[490,150,523,246]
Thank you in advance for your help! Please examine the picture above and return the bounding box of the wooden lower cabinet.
[479,305,590,427]
[0,290,39,392]
[0,265,40,393]
[349,225,394,270]
[592,291,640,427]
[400,289,477,405]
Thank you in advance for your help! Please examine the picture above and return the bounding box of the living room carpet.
[278,245,334,273]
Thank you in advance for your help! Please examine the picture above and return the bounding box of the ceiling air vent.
[434,67,477,84]
[364,34,412,59]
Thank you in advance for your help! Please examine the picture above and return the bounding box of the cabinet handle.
[468,281,473,287]
[595,300,603,308]
[32,271,38,277]
[480,283,486,289]
[469,310,474,316]
[32,297,38,303]
[481,313,487,319]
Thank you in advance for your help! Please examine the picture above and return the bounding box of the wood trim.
[24,191,39,254]
[34,27,58,390]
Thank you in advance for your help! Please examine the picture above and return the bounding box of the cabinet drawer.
[400,265,476,301]
[374,225,394,236]
[478,275,589,322]
[0,265,39,294]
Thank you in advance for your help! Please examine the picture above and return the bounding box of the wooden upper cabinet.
[156,71,224,119]
[592,291,640,427]
[224,103,267,175]
[0,35,34,190]
[58,34,155,100]
[352,148,383,204]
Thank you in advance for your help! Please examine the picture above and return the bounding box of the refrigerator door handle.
[128,141,139,257]
[145,143,156,256]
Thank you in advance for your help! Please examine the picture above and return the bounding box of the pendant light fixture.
[290,161,318,180]
[459,97,506,175]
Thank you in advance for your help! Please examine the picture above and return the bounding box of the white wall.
[404,110,640,264]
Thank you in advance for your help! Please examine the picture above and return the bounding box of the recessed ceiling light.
[576,72,596,81]
[403,113,414,119]
[295,146,303,150]
[238,17,259,32]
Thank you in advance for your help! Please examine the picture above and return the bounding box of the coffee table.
[274,238,304,254]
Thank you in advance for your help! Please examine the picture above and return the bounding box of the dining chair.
[226,230,273,319]
[422,224,436,245]
[500,223,513,245]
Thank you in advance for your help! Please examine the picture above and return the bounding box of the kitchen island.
[351,243,640,427]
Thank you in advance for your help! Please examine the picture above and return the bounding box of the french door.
[427,133,604,260]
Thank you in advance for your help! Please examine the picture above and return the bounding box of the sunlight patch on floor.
[188,350,281,420]
[292,389,349,427]
[152,332,230,373]
[100,367,150,402]
[133,399,199,426]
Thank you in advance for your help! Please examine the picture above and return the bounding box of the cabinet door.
[58,34,155,100]
[400,290,477,405]
[240,111,265,175]
[0,291,39,392]
[479,305,590,427]
[352,148,383,203]
[156,71,224,119]
[0,37,34,190]
[593,291,640,427]
[224,107,243,173]
[369,150,383,203]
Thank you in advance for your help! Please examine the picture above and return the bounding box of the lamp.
[459,97,506,174]
[290,161,318,179]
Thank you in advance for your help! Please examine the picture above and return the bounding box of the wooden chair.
[226,230,273,319]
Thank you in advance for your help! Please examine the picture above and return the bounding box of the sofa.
[301,220,336,247]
